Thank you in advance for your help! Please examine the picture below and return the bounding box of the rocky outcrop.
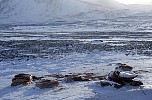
[100,80,123,89]
[64,75,91,82]
[107,64,143,88]
[11,66,144,89]
[36,79,59,89]
[11,73,33,86]
[115,64,133,71]
[64,73,107,83]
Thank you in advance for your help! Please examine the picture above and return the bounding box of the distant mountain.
[0,0,140,25]
[80,0,126,9]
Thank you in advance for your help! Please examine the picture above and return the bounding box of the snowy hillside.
[0,0,131,24]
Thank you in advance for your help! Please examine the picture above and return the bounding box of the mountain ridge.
[0,0,151,25]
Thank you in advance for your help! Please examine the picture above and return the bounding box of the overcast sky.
[115,0,152,5]
[0,0,152,5]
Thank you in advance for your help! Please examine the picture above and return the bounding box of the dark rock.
[14,73,31,78]
[108,71,120,82]
[11,81,32,86]
[64,75,74,82]
[11,82,22,86]
[93,75,107,80]
[133,70,150,74]
[64,75,91,82]
[100,81,112,87]
[32,76,43,81]
[74,76,91,81]
[45,74,65,78]
[11,73,33,86]
[12,78,31,83]
[130,80,143,86]
[100,80,123,89]
[84,73,95,76]
[118,64,133,71]
[65,73,107,81]
[108,64,144,88]
[108,71,138,85]
[72,76,83,81]
[36,79,59,89]
[83,75,94,80]
[114,84,123,89]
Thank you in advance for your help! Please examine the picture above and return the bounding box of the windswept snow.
[0,50,152,100]
[0,32,152,100]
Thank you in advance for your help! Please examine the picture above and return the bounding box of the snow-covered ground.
[0,0,152,100]
[0,32,152,100]
[1,14,152,33]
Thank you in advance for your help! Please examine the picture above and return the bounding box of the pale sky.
[115,0,152,5]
